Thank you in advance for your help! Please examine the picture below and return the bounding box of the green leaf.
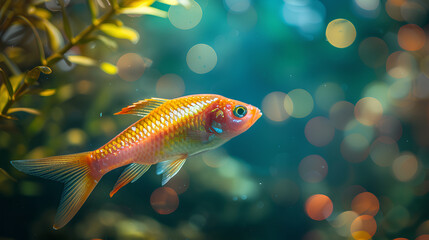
[157,0,180,5]
[120,6,167,17]
[121,0,155,8]
[33,8,52,19]
[58,0,73,41]
[42,19,64,51]
[0,114,17,120]
[8,107,41,115]
[0,53,21,76]
[16,15,46,65]
[0,0,12,20]
[100,62,117,75]
[68,55,97,66]
[104,19,123,27]
[100,23,140,44]
[0,68,13,100]
[37,66,52,74]
[25,66,52,85]
[39,89,56,96]
[96,35,118,49]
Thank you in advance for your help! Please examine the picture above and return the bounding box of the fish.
[10,94,262,229]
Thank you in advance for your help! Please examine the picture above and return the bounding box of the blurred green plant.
[0,0,183,120]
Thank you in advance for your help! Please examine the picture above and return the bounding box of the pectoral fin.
[110,163,150,197]
[114,98,168,117]
[156,156,187,186]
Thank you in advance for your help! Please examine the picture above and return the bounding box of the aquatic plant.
[0,0,183,120]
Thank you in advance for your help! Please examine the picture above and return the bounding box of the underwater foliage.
[0,0,183,120]
[1,0,429,240]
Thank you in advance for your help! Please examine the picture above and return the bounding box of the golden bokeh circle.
[326,19,357,48]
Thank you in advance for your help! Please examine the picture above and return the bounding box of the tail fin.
[10,152,100,230]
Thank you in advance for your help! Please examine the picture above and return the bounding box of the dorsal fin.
[110,163,150,197]
[156,155,187,186]
[114,98,168,117]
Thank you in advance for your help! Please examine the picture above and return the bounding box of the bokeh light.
[299,155,328,183]
[363,81,389,110]
[150,187,179,215]
[341,133,370,163]
[354,97,383,126]
[202,149,227,168]
[392,152,418,182]
[286,89,313,118]
[329,101,355,130]
[168,0,202,30]
[186,44,217,74]
[341,185,367,209]
[326,19,356,48]
[156,74,185,98]
[282,0,326,38]
[385,0,405,21]
[386,51,417,79]
[305,116,335,147]
[224,0,250,13]
[401,1,427,25]
[376,115,403,141]
[305,194,333,221]
[76,79,93,95]
[116,53,146,82]
[370,137,399,167]
[388,78,412,100]
[165,170,189,195]
[262,92,290,122]
[350,215,377,240]
[416,236,429,240]
[331,211,359,237]
[417,220,429,236]
[359,37,389,68]
[227,6,258,31]
[65,128,87,146]
[351,192,380,216]
[344,119,375,143]
[315,82,345,112]
[383,205,410,233]
[414,74,429,99]
[421,56,429,78]
[355,0,379,11]
[397,24,426,51]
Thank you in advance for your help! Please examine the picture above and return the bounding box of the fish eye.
[233,105,247,118]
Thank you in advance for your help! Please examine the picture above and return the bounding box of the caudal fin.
[10,152,100,230]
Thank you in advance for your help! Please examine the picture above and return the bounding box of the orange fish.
[11,94,262,229]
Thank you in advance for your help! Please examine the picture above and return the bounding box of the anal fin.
[110,163,150,197]
[156,155,187,186]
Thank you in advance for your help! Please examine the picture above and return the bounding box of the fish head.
[208,97,262,139]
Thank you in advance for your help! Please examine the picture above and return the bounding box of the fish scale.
[10,94,262,229]
[94,96,214,168]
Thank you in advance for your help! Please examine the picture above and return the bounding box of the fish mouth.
[252,107,263,123]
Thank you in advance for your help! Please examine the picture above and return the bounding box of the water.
[1,0,429,239]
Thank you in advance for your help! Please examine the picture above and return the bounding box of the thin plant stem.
[1,6,119,118]
[46,7,117,66]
